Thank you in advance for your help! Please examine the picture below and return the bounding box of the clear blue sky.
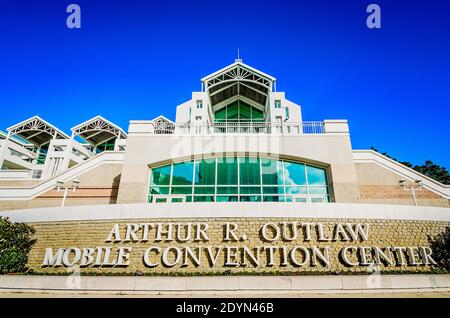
[0,0,449,167]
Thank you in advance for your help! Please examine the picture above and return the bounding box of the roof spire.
[235,48,242,63]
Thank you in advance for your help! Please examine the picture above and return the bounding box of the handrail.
[0,151,124,200]
[162,121,325,135]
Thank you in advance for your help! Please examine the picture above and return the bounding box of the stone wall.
[27,217,449,275]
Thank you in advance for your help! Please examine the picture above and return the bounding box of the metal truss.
[71,116,127,146]
[204,63,273,91]
[152,116,175,134]
[7,116,69,145]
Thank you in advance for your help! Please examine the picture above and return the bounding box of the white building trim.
[1,202,449,223]
[1,274,450,293]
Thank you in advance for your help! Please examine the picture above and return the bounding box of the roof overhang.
[201,61,276,84]
[202,61,275,108]
[71,115,127,146]
[7,116,69,146]
[150,115,174,123]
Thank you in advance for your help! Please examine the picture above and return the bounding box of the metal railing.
[169,121,324,135]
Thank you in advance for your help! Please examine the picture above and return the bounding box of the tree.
[0,217,36,274]
[414,161,450,185]
[429,227,450,270]
[370,147,450,185]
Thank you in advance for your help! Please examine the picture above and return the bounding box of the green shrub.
[429,226,450,270]
[0,217,36,274]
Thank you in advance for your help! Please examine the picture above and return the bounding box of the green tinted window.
[214,101,265,122]
[262,186,284,194]
[216,196,238,202]
[263,196,285,202]
[148,157,329,203]
[217,186,238,194]
[214,107,227,122]
[240,186,261,195]
[195,159,216,185]
[194,196,215,202]
[306,165,327,185]
[240,196,261,202]
[308,186,328,195]
[283,162,306,185]
[261,158,283,185]
[150,166,171,186]
[252,107,264,121]
[171,186,193,195]
[217,157,238,185]
[239,157,260,185]
[226,102,240,120]
[172,162,194,186]
[149,186,170,194]
[285,186,307,195]
[194,187,215,194]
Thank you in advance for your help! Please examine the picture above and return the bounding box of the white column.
[0,131,12,169]
[60,132,75,173]
[114,135,120,151]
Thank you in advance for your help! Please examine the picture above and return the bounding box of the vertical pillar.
[0,131,12,169]
[114,135,120,151]
[60,131,75,173]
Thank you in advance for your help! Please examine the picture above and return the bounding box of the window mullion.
[237,157,240,201]
[282,160,287,202]
[214,158,218,202]
[259,158,263,201]
[192,159,196,200]
[304,164,309,202]
[169,163,174,200]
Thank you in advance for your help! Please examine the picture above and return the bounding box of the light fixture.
[53,180,80,206]
[399,178,422,206]
[55,180,64,191]
[72,179,80,189]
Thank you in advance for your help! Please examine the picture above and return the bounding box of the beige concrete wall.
[0,163,122,211]
[117,133,360,204]
[355,163,450,207]
[0,180,41,187]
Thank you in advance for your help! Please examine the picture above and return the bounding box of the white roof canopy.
[151,115,175,134]
[7,116,69,146]
[201,61,276,108]
[71,115,127,145]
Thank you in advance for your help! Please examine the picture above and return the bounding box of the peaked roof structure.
[151,115,175,134]
[71,115,127,145]
[7,116,70,146]
[150,115,174,123]
[201,61,276,109]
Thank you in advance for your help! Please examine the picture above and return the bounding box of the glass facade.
[148,157,330,203]
[214,100,264,123]
[95,138,116,154]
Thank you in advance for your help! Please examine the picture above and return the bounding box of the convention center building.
[0,60,449,286]
[0,59,448,209]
